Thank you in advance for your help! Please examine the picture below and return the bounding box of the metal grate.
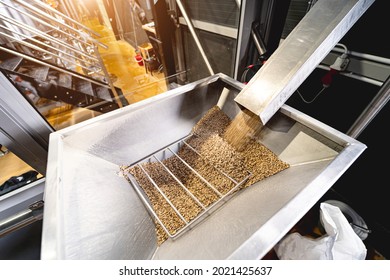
[123,134,251,239]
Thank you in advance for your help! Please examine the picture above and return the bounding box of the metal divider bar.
[152,155,207,211]
[137,163,189,225]
[167,147,223,197]
[179,137,252,201]
[182,140,242,185]
[170,169,250,238]
[127,134,252,239]
[126,175,174,238]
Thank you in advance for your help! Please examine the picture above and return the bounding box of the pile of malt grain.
[191,105,231,137]
[125,105,289,245]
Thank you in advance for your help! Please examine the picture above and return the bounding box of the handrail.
[28,0,100,38]
[0,45,111,89]
[93,45,123,107]
[0,0,119,104]
[0,0,99,57]
[0,13,98,62]
[0,23,100,69]
[0,29,104,77]
[13,0,108,50]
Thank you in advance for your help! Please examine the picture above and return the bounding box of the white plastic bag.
[274,202,367,260]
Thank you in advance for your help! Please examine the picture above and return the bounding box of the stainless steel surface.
[0,178,45,224]
[123,134,251,239]
[42,73,366,259]
[251,25,266,56]
[0,200,43,237]
[235,0,375,125]
[347,75,390,138]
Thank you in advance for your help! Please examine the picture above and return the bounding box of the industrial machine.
[41,73,366,259]
[40,0,376,259]
[2,0,389,259]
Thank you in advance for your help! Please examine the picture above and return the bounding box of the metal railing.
[0,0,112,89]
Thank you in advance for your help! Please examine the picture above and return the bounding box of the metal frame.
[347,75,390,138]
[0,72,53,170]
[123,134,251,239]
[0,0,117,95]
[178,17,238,40]
[0,0,100,53]
[15,0,102,40]
[0,45,111,89]
[320,50,390,84]
[0,197,44,237]
[0,178,44,223]
[0,70,52,237]
[176,0,214,75]
[174,0,243,82]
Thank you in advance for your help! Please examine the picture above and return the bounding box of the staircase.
[0,0,127,115]
[0,50,124,114]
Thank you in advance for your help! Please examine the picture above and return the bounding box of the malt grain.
[125,105,289,245]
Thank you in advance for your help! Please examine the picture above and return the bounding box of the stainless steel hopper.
[41,73,366,259]
[41,0,373,260]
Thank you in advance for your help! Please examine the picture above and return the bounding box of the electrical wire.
[335,43,349,55]
[240,62,264,83]
[296,86,327,104]
[240,67,250,83]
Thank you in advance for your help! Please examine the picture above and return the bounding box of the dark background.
[286,0,389,258]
